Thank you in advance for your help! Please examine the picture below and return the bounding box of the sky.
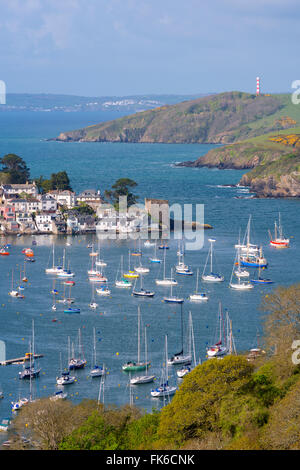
[0,0,299,96]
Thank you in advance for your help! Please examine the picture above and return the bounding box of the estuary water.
[0,111,299,421]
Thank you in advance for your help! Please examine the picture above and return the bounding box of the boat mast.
[180,303,184,354]
[145,327,148,375]
[137,307,141,364]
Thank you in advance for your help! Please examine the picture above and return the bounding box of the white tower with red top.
[256,77,260,96]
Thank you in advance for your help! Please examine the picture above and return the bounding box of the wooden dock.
[0,354,44,366]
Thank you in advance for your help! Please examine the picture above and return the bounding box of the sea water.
[0,111,299,420]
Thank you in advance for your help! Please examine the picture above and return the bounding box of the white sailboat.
[229,247,254,290]
[130,327,155,384]
[45,245,63,274]
[56,249,75,277]
[206,303,228,358]
[115,255,133,288]
[90,327,105,377]
[177,312,197,378]
[175,244,193,275]
[235,216,259,255]
[163,268,184,303]
[69,329,87,370]
[8,269,20,297]
[134,255,150,274]
[155,249,178,286]
[56,351,75,386]
[202,239,224,282]
[151,335,177,398]
[95,239,107,267]
[89,283,98,309]
[12,344,35,411]
[189,268,208,301]
[149,240,161,263]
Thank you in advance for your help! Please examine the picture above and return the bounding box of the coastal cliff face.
[177,141,287,170]
[178,133,300,198]
[52,92,290,144]
[240,172,300,198]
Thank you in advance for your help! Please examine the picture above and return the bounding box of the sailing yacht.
[96,286,111,296]
[155,249,178,286]
[149,240,161,263]
[68,329,87,370]
[168,304,191,365]
[89,283,98,309]
[50,390,68,401]
[240,246,268,268]
[122,307,150,372]
[151,335,177,398]
[56,249,75,277]
[189,268,208,301]
[177,312,197,378]
[206,303,228,358]
[163,268,184,303]
[123,251,139,279]
[45,245,63,274]
[95,239,107,267]
[134,256,150,274]
[13,341,37,410]
[19,321,41,380]
[269,213,290,248]
[132,275,155,297]
[229,247,254,290]
[8,269,20,297]
[90,328,105,377]
[115,255,133,288]
[250,265,273,285]
[238,217,268,267]
[144,240,156,247]
[235,216,259,255]
[56,352,75,385]
[202,239,224,282]
[175,243,193,275]
[130,327,155,384]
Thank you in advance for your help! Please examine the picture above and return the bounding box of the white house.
[9,198,40,214]
[35,213,54,232]
[49,190,76,209]
[1,182,38,197]
[38,194,57,212]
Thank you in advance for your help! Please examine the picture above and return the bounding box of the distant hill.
[0,93,209,113]
[52,91,300,144]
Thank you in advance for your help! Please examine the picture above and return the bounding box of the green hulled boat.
[122,306,151,372]
[122,361,150,372]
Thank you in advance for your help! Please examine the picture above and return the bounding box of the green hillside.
[181,127,300,197]
[53,91,300,144]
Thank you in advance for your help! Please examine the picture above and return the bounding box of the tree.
[0,154,30,183]
[261,283,300,380]
[260,377,300,449]
[34,175,46,194]
[49,171,72,191]
[36,171,73,193]
[10,398,100,450]
[156,356,254,448]
[105,178,138,210]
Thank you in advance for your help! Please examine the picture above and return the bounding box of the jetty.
[0,353,43,366]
